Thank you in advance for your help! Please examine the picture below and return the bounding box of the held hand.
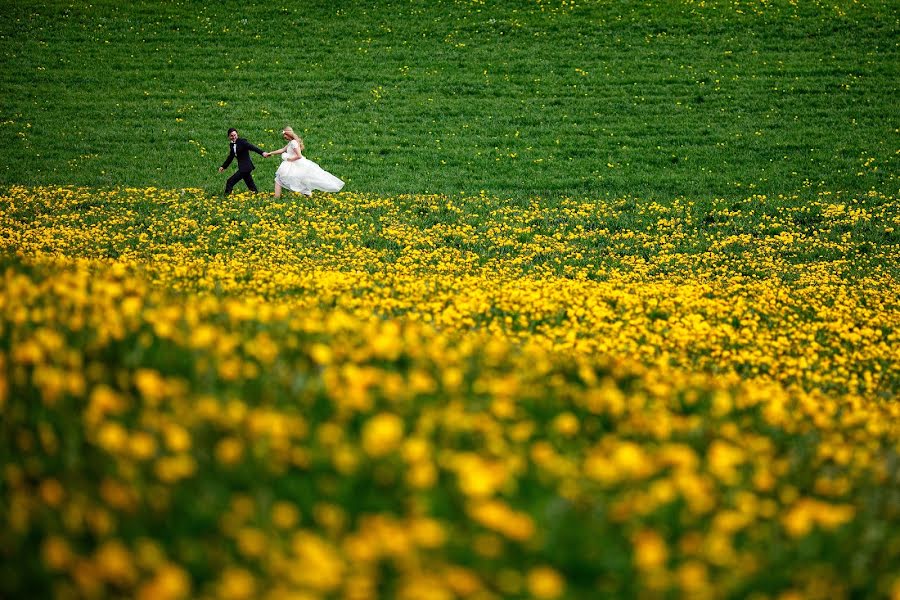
[263,152,270,158]
[218,167,224,173]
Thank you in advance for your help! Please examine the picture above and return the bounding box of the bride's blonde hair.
[282,126,304,151]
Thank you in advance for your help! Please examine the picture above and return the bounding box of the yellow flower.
[632,529,668,571]
[218,357,242,381]
[189,323,217,349]
[133,368,167,404]
[443,566,483,596]
[163,423,191,452]
[96,421,128,453]
[552,411,580,436]
[121,296,143,318]
[42,536,72,570]
[361,412,404,457]
[155,454,197,483]
[398,574,454,600]
[406,460,438,489]
[401,437,431,462]
[85,385,127,425]
[219,567,256,600]
[215,437,244,466]
[39,478,65,507]
[814,501,855,529]
[100,477,136,510]
[138,563,191,600]
[469,499,535,542]
[453,452,508,498]
[410,517,447,549]
[677,560,709,593]
[333,444,360,474]
[371,321,403,359]
[707,439,745,484]
[613,441,653,479]
[289,532,345,592]
[236,527,266,558]
[526,566,565,599]
[129,431,158,460]
[71,556,103,597]
[782,498,856,538]
[94,539,137,585]
[271,501,300,530]
[309,343,333,365]
[245,332,279,364]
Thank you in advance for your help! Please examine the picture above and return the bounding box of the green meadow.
[1,0,897,199]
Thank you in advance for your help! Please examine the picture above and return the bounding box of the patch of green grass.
[0,0,896,200]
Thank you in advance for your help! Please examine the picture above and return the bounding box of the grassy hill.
[1,0,897,198]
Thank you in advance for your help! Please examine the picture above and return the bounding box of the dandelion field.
[1,185,898,599]
[2,0,900,598]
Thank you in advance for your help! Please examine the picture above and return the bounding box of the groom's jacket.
[222,138,264,173]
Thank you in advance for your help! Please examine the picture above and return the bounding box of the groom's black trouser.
[225,170,258,194]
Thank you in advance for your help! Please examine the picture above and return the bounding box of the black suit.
[221,138,265,194]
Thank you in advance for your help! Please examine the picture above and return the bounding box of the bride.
[264,126,344,198]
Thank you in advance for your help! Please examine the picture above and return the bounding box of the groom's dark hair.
[227,128,237,135]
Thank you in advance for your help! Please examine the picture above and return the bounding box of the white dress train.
[274,140,344,195]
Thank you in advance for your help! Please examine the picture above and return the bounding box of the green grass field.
[1,0,897,199]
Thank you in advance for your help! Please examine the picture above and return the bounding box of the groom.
[218,127,266,194]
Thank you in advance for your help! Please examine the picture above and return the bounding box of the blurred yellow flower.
[676,560,710,594]
[271,501,301,530]
[410,517,446,548]
[134,368,167,404]
[309,343,333,365]
[236,527,267,558]
[526,566,565,599]
[633,529,668,571]
[552,411,580,436]
[469,499,535,542]
[39,478,65,507]
[215,437,244,466]
[189,324,217,349]
[219,567,257,600]
[95,539,137,585]
[41,536,72,570]
[155,454,197,483]
[163,423,191,452]
[137,563,191,600]
[707,439,745,484]
[782,498,855,538]
[290,532,345,592]
[361,412,404,457]
[407,460,438,488]
[453,452,509,498]
[129,431,158,460]
[86,385,127,425]
[96,421,128,453]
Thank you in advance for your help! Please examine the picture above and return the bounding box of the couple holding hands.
[218,126,344,198]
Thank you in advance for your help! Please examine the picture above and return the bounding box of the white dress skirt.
[274,140,344,195]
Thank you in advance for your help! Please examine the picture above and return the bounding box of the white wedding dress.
[274,140,344,195]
